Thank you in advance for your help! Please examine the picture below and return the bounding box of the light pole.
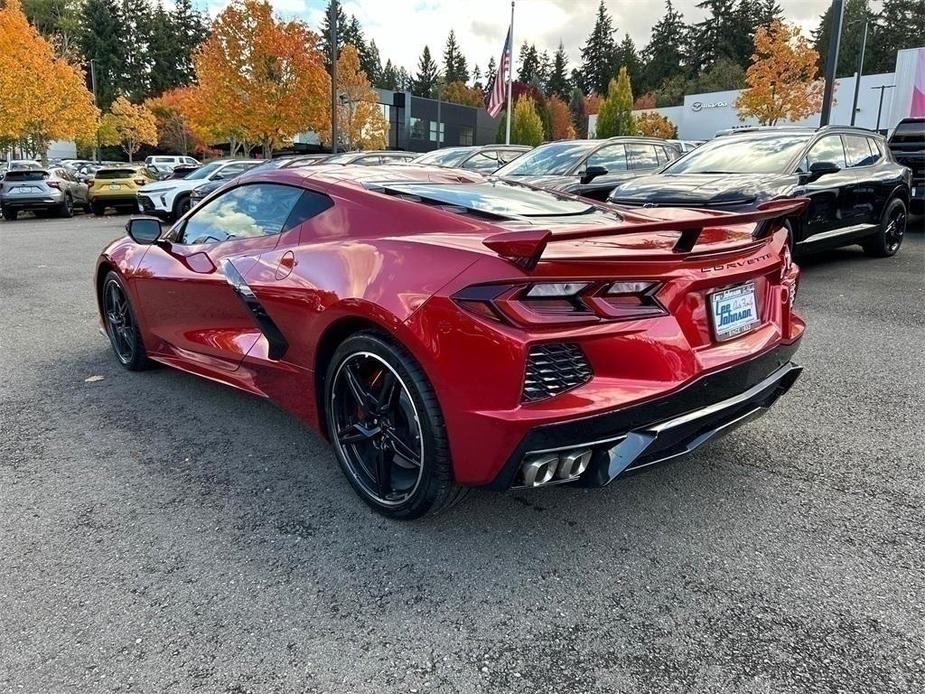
[849,18,868,126]
[819,0,844,126]
[90,58,100,162]
[871,84,895,133]
[329,1,338,153]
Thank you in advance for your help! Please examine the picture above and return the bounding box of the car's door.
[574,143,629,200]
[842,133,885,227]
[131,183,306,372]
[795,134,859,245]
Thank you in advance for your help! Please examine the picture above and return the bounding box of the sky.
[202,0,836,75]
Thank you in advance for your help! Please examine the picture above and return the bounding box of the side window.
[625,143,660,170]
[585,144,627,172]
[180,184,305,245]
[464,152,502,172]
[805,135,847,169]
[212,162,249,180]
[844,134,876,167]
[866,137,883,164]
[500,149,525,164]
[355,156,382,165]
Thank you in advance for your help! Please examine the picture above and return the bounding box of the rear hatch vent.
[522,343,592,402]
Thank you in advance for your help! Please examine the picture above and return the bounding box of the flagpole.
[505,0,514,145]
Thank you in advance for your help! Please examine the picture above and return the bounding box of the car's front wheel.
[1,207,17,221]
[324,331,467,519]
[172,194,192,221]
[863,197,907,258]
[58,194,74,218]
[101,271,154,371]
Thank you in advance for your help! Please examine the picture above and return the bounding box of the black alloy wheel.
[102,272,153,371]
[864,197,907,258]
[58,194,74,218]
[324,332,466,519]
[174,195,192,220]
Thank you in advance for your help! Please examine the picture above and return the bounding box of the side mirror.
[807,161,840,181]
[580,165,608,185]
[125,216,163,245]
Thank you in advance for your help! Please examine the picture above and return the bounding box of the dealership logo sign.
[691,101,728,111]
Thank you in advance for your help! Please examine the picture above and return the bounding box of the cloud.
[206,0,830,74]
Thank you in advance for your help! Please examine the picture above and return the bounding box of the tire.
[172,194,192,221]
[324,331,468,520]
[91,201,106,216]
[101,271,154,371]
[862,197,907,258]
[57,194,74,218]
[2,207,18,221]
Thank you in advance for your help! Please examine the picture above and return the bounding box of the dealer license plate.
[108,184,122,190]
[15,186,39,194]
[710,283,760,341]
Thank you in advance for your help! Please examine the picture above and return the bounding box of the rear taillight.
[87,180,94,188]
[134,178,146,185]
[453,280,667,327]
[47,181,60,189]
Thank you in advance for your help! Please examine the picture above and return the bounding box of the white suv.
[136,159,261,220]
[144,155,200,172]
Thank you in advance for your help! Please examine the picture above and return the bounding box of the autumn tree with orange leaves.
[185,0,329,157]
[635,111,678,138]
[547,96,576,140]
[327,44,388,151]
[98,97,158,162]
[442,81,485,109]
[0,0,98,163]
[146,89,203,156]
[735,20,826,126]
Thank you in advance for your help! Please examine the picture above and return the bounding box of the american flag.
[487,25,513,118]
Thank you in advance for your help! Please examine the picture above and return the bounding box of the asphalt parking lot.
[1,212,923,694]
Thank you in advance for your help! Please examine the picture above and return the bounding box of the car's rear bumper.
[483,341,801,490]
[90,194,138,206]
[1,195,62,210]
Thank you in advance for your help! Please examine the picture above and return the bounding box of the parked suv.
[413,145,530,173]
[88,166,157,215]
[1,167,89,220]
[137,159,260,221]
[888,118,923,213]
[609,126,911,257]
[494,137,681,200]
[144,155,200,171]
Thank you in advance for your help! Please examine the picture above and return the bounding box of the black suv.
[888,118,923,213]
[609,126,911,257]
[494,137,681,201]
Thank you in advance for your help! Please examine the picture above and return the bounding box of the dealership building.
[597,46,925,140]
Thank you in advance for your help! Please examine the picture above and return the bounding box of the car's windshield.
[495,141,596,176]
[663,134,811,174]
[415,148,470,167]
[249,159,290,173]
[183,161,224,180]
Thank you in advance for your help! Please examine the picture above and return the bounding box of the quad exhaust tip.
[520,448,592,488]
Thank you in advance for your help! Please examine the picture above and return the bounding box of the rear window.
[94,169,138,179]
[890,119,924,145]
[4,170,48,181]
[382,180,597,217]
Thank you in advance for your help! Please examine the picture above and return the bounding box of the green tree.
[510,95,544,146]
[379,58,399,89]
[22,0,81,60]
[812,0,874,77]
[320,0,349,70]
[362,38,382,86]
[569,87,588,138]
[870,0,925,73]
[615,33,640,84]
[412,45,439,97]
[579,0,617,95]
[547,42,570,99]
[119,0,152,100]
[171,0,208,88]
[690,56,746,92]
[517,42,541,84]
[78,0,125,109]
[443,30,469,84]
[595,67,635,137]
[689,0,741,73]
[642,1,687,96]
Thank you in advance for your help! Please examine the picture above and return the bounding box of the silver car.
[0,166,89,220]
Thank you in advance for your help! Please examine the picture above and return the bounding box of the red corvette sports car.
[96,164,806,519]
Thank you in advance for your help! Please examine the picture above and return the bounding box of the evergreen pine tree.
[321,0,350,70]
[443,30,469,83]
[78,0,125,109]
[870,0,925,73]
[689,0,740,72]
[615,33,640,83]
[641,0,687,94]
[172,0,208,87]
[413,45,439,97]
[517,42,540,83]
[547,42,571,99]
[579,0,618,95]
[120,0,152,100]
[812,0,875,77]
[380,59,399,90]
[569,87,588,138]
[362,39,382,84]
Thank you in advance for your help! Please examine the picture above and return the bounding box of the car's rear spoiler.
[482,197,810,270]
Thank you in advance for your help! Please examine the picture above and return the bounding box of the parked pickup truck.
[888,118,924,213]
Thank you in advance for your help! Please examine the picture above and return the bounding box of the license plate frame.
[709,282,761,342]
